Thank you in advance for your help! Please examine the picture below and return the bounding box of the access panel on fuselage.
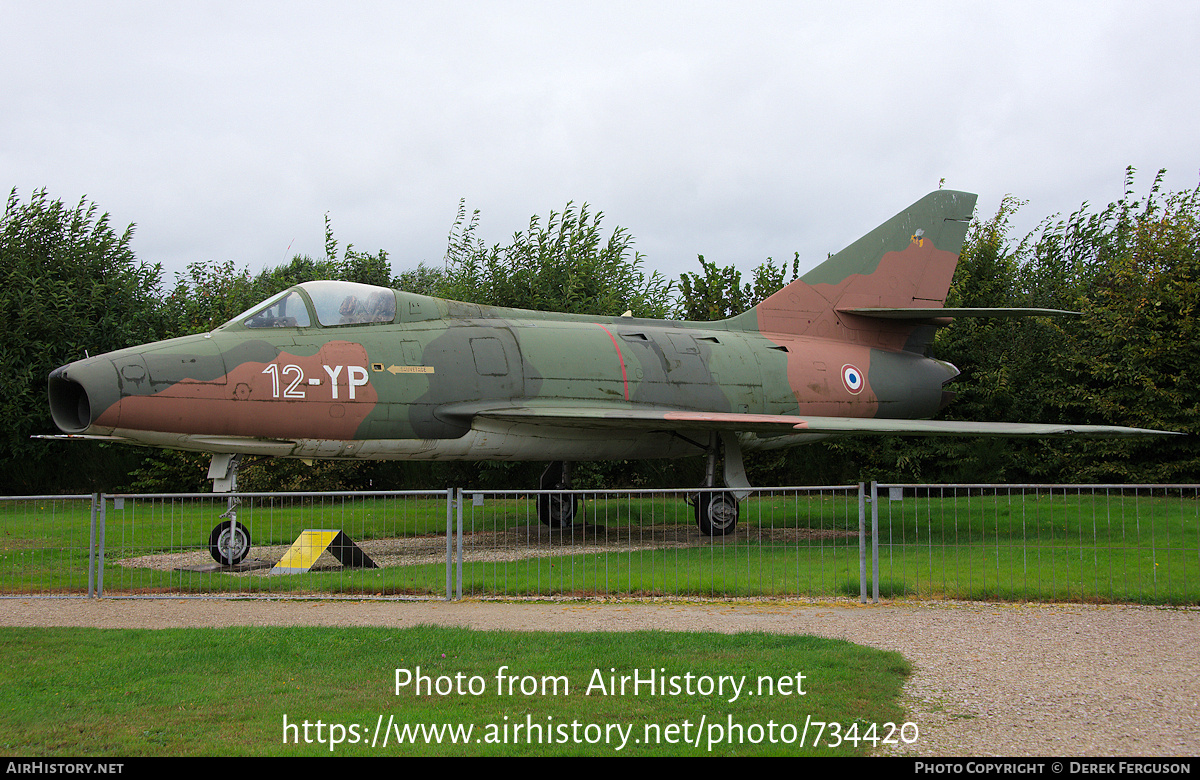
[610,328,762,414]
[514,324,629,402]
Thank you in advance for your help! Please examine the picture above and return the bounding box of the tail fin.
[731,190,977,352]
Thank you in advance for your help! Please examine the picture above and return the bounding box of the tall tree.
[1039,171,1200,481]
[440,200,673,318]
[164,213,395,338]
[676,253,799,320]
[0,189,163,491]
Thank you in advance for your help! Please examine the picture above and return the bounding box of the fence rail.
[1,484,1196,604]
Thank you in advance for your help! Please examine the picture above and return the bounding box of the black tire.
[209,520,251,566]
[537,492,579,528]
[696,492,739,536]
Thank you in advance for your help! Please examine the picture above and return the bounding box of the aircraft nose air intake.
[48,368,92,433]
[47,358,122,434]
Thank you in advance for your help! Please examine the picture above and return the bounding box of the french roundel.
[842,364,864,394]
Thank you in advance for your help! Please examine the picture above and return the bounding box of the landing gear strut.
[693,432,749,536]
[537,460,579,527]
[208,453,251,566]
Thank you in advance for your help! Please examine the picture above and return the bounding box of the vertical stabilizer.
[731,190,976,351]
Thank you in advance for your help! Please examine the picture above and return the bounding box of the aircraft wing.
[442,402,1180,438]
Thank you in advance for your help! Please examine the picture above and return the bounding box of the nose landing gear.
[207,453,251,566]
[209,517,250,566]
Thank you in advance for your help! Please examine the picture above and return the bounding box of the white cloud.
[2,0,1196,288]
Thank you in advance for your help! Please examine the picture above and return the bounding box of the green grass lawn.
[2,488,1197,603]
[0,626,911,757]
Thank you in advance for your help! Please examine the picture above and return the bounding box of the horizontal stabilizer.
[778,416,1178,437]
[838,307,1079,320]
[32,434,136,443]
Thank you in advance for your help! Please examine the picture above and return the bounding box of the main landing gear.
[208,453,251,566]
[696,490,739,536]
[537,461,580,527]
[692,431,749,536]
[535,432,749,536]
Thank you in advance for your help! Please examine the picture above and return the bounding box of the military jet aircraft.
[46,190,1174,564]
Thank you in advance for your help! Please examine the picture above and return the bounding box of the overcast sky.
[3,1,1197,291]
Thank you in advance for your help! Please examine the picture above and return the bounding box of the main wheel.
[537,492,579,528]
[696,492,739,536]
[209,520,251,566]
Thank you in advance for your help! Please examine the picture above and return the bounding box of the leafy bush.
[0,189,164,492]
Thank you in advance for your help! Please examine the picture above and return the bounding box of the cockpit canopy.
[225,281,398,330]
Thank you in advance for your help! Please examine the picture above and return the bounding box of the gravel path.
[3,597,1196,756]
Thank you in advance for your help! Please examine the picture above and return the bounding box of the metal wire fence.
[874,484,1200,604]
[0,491,454,599]
[0,495,95,597]
[454,486,863,599]
[1,484,1196,603]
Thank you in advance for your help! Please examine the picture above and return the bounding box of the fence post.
[445,490,454,601]
[456,488,464,601]
[96,494,106,599]
[88,494,98,598]
[871,481,879,603]
[858,482,867,603]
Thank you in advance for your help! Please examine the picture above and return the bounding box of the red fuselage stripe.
[595,324,629,401]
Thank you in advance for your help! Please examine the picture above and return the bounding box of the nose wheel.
[209,520,250,566]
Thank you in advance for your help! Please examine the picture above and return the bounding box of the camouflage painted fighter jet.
[46,190,1174,564]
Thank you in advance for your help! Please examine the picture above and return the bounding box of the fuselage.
[47,280,958,462]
